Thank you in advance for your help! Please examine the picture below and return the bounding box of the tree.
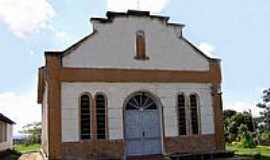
[238,124,256,148]
[224,109,237,119]
[224,109,255,143]
[19,122,41,145]
[256,88,270,131]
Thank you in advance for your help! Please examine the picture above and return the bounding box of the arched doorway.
[124,91,162,156]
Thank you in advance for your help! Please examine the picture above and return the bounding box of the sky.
[0,0,269,136]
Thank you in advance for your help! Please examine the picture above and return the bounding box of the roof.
[0,113,15,124]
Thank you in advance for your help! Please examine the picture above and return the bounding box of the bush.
[257,131,270,145]
[238,124,256,148]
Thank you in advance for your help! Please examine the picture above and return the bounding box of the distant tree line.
[224,88,270,148]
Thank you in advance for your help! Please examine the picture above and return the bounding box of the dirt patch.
[18,152,43,160]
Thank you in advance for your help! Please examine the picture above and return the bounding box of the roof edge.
[0,113,15,124]
[45,30,97,57]
[181,37,221,63]
[90,10,185,27]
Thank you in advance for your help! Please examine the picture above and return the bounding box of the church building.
[38,10,225,160]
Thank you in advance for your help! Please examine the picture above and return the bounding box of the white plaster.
[61,82,215,142]
[110,129,123,140]
[108,109,122,119]
[0,123,13,151]
[165,126,178,137]
[109,118,123,130]
[63,16,209,71]
[41,84,49,154]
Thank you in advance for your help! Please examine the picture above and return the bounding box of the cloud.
[0,0,55,38]
[48,25,73,45]
[224,101,262,117]
[0,91,41,136]
[107,0,169,13]
[198,42,219,58]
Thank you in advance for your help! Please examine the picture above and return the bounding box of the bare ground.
[18,152,43,160]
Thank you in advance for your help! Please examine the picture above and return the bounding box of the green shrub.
[239,124,256,148]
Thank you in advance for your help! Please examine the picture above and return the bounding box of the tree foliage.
[238,124,256,148]
[19,122,41,145]
[224,109,254,143]
[256,88,270,131]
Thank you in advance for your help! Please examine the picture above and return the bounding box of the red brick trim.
[61,140,124,160]
[164,134,216,154]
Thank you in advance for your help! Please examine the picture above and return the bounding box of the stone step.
[127,154,164,160]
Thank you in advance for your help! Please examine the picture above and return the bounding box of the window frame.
[189,93,201,135]
[79,93,92,140]
[176,93,188,136]
[95,93,108,140]
[135,30,149,60]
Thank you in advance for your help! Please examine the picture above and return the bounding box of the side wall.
[41,84,49,156]
[61,82,215,141]
[0,122,13,152]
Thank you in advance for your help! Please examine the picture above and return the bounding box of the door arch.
[123,91,163,156]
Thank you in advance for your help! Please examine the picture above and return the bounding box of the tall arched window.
[135,30,148,60]
[96,94,106,139]
[80,94,91,140]
[190,94,199,134]
[177,94,186,135]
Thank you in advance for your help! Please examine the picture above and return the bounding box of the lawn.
[227,144,270,160]
[15,143,41,154]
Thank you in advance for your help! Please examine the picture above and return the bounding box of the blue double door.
[125,109,162,156]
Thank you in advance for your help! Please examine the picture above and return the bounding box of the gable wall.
[62,16,209,71]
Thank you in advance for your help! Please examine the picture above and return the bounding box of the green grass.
[227,144,270,160]
[15,144,41,154]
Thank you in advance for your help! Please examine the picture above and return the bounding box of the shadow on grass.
[0,149,22,160]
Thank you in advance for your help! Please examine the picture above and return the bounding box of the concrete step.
[127,154,164,160]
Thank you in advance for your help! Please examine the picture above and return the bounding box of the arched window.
[190,94,199,134]
[80,94,91,140]
[96,94,106,139]
[135,30,148,60]
[177,94,186,135]
[126,92,157,110]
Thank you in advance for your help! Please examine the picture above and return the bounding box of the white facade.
[61,82,215,142]
[0,121,13,151]
[63,16,210,71]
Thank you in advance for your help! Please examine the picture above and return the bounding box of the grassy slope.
[15,144,41,154]
[227,144,270,159]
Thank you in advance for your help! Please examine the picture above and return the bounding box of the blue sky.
[0,0,269,135]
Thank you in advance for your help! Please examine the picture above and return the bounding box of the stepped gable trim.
[90,10,184,27]
[45,10,219,61]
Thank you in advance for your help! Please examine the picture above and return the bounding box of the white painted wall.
[61,82,215,142]
[62,16,209,71]
[41,84,48,155]
[0,122,13,151]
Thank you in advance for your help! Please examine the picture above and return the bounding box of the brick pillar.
[212,85,225,151]
[210,62,225,151]
[46,53,62,159]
